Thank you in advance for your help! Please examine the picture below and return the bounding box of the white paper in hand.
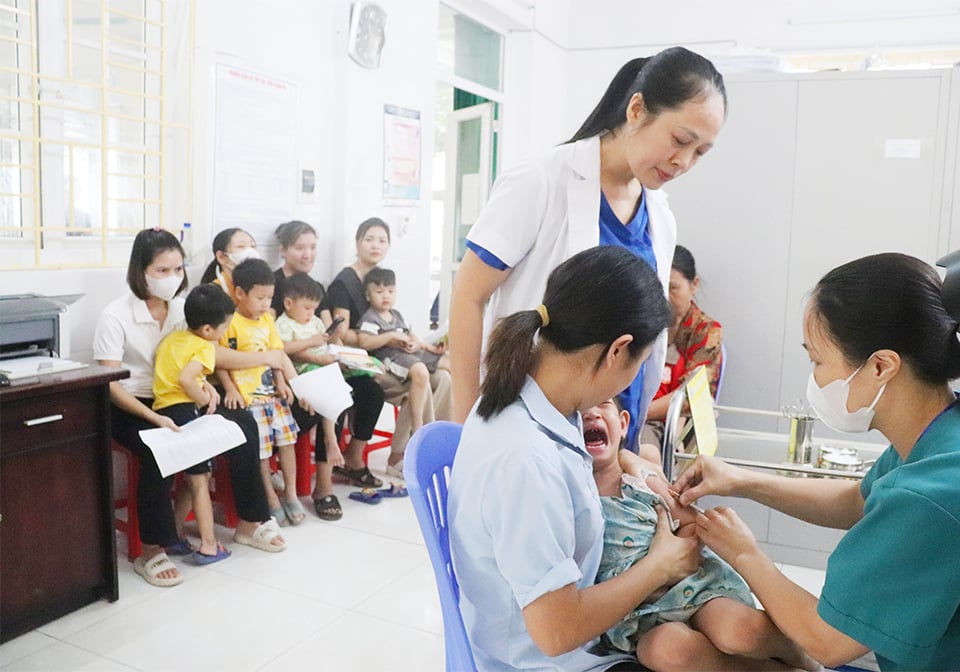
[288,364,353,420]
[139,414,247,478]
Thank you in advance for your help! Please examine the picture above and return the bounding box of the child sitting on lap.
[274,272,348,520]
[217,258,306,527]
[357,268,449,437]
[586,397,819,672]
[153,284,238,565]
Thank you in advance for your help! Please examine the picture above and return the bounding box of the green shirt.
[818,400,960,670]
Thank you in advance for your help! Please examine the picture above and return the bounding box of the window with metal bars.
[0,0,192,269]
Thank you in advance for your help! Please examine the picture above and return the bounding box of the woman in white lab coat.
[450,46,727,448]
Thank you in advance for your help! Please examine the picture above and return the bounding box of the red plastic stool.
[339,405,399,464]
[112,442,142,561]
[209,455,239,528]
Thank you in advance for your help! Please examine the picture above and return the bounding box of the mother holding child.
[95,229,286,588]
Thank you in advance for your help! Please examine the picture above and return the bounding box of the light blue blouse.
[448,377,632,671]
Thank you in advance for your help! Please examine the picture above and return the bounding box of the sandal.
[191,543,231,566]
[281,498,307,526]
[378,483,408,498]
[313,494,343,521]
[234,518,286,553]
[133,551,183,588]
[348,488,382,505]
[332,465,383,488]
[165,537,196,556]
[270,505,290,527]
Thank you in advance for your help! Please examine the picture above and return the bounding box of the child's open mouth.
[583,424,608,454]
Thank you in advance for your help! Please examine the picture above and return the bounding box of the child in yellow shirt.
[153,284,237,564]
[217,258,305,526]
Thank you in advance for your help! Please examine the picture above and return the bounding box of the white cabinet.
[666,68,960,435]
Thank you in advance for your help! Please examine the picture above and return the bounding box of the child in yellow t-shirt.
[153,284,237,565]
[217,258,305,527]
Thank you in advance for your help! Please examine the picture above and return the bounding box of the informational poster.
[383,104,421,202]
[212,64,298,242]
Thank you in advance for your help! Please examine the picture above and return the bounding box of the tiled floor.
[0,449,831,672]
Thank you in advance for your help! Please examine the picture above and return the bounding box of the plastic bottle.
[180,222,193,264]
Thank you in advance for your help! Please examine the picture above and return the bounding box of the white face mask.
[806,362,886,434]
[227,247,259,266]
[144,273,183,302]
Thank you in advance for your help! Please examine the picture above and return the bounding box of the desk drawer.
[0,392,100,456]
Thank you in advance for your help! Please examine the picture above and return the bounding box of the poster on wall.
[383,104,421,203]
[212,64,297,243]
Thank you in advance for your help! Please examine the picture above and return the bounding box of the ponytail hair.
[567,47,727,144]
[478,246,671,419]
[810,253,960,386]
[201,227,243,284]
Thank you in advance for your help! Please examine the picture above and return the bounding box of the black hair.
[275,220,317,249]
[184,284,236,330]
[127,229,188,301]
[567,47,727,144]
[282,272,325,302]
[364,267,396,288]
[478,246,671,419]
[672,245,697,282]
[355,217,391,244]
[231,258,275,293]
[810,253,960,386]
[200,227,249,284]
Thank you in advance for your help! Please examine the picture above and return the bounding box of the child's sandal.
[281,498,306,526]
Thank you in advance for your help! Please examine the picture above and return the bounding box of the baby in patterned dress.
[586,397,820,672]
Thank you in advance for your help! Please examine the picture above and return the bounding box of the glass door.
[438,101,494,324]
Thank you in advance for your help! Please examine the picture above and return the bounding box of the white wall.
[3,0,445,360]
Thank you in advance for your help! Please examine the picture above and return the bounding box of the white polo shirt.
[93,291,186,398]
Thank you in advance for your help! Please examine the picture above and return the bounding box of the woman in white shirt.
[450,47,726,449]
[94,230,285,587]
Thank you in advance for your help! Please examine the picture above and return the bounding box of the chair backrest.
[715,343,728,402]
[403,421,477,672]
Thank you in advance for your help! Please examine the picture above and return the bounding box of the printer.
[0,294,77,361]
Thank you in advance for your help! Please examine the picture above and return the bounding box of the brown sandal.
[332,465,383,488]
[313,495,343,521]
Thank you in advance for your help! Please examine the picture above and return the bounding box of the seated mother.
[94,229,286,587]
[676,253,960,670]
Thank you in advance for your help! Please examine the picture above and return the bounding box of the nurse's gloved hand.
[695,506,759,570]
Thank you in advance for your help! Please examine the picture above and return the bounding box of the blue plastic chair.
[403,421,477,672]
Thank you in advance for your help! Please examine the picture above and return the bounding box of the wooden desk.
[0,364,128,643]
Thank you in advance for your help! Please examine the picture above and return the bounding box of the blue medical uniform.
[818,399,960,670]
[597,192,657,451]
[448,377,633,671]
[467,190,658,452]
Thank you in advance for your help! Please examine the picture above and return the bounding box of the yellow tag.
[685,366,718,456]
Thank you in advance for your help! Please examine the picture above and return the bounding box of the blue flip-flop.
[165,537,196,556]
[378,483,408,498]
[191,543,231,565]
[348,488,382,505]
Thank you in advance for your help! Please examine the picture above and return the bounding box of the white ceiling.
[532,0,960,56]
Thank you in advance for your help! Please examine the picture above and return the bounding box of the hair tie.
[535,304,550,328]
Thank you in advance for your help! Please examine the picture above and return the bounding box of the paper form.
[139,414,247,478]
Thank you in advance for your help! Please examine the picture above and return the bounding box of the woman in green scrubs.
[674,252,960,671]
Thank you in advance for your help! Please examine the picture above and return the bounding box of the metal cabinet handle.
[23,413,64,426]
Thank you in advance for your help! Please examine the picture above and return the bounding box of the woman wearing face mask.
[449,47,727,451]
[95,230,286,588]
[200,227,260,295]
[673,253,960,671]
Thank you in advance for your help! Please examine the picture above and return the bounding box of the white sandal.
[133,551,183,588]
[234,518,287,553]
